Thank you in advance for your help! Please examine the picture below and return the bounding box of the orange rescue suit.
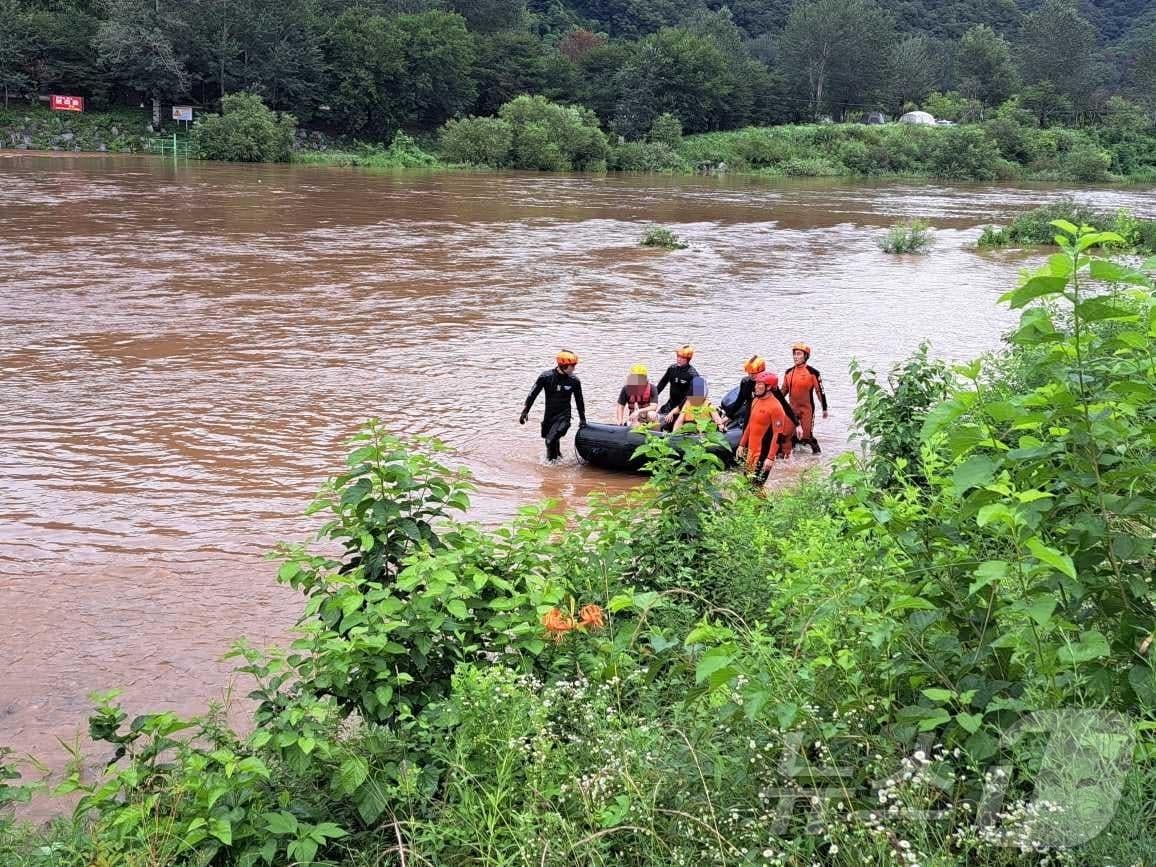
[739,393,792,471]
[782,363,827,443]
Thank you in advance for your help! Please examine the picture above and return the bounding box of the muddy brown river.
[2,152,1152,800]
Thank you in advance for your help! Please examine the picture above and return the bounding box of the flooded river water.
[1,152,1152,793]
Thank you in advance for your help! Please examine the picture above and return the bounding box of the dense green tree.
[391,12,476,128]
[954,24,1018,107]
[445,0,526,34]
[94,0,189,127]
[0,0,34,106]
[241,0,325,115]
[779,0,895,120]
[613,28,738,136]
[1128,23,1156,114]
[323,11,403,135]
[19,1,104,102]
[573,40,632,122]
[1019,0,1098,105]
[1020,80,1075,126]
[886,35,940,113]
[323,9,474,135]
[497,93,608,168]
[566,0,700,40]
[472,31,551,115]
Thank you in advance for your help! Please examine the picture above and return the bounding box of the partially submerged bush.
[191,92,295,162]
[609,140,686,171]
[879,218,933,253]
[978,199,1156,251]
[639,225,688,249]
[438,115,513,166]
[498,94,609,171]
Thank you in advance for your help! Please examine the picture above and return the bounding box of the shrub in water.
[609,141,686,171]
[640,226,688,249]
[191,92,295,162]
[1058,141,1113,182]
[438,116,513,166]
[497,95,609,171]
[927,125,1002,179]
[879,219,933,253]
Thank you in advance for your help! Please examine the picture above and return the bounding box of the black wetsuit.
[522,368,586,460]
[655,362,699,415]
[727,375,756,428]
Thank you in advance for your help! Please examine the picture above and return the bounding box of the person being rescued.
[615,364,659,426]
[520,350,587,462]
[722,354,766,429]
[782,341,828,454]
[671,375,727,433]
[735,371,798,484]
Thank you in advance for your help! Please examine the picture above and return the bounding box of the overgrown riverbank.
[5,100,1156,184]
[1,223,1153,864]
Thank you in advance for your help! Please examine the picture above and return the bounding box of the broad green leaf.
[773,701,798,729]
[976,503,1016,528]
[886,595,936,613]
[263,811,299,836]
[208,818,233,846]
[297,736,316,755]
[956,712,984,734]
[1058,630,1110,665]
[288,838,318,866]
[952,455,997,493]
[1051,219,1078,236]
[917,709,952,732]
[695,647,736,685]
[1004,274,1068,309]
[312,822,347,840]
[1024,597,1056,628]
[969,560,1008,595]
[1026,537,1077,580]
[446,599,469,620]
[338,756,369,794]
[921,688,954,702]
[1089,259,1152,286]
[1076,296,1139,322]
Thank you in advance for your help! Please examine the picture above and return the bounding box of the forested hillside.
[2,0,1153,140]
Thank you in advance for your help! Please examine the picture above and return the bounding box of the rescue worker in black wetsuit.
[520,350,587,462]
[655,344,698,426]
[723,354,767,429]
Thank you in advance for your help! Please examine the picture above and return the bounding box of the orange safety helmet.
[791,342,811,360]
[675,344,695,359]
[743,354,766,375]
[755,371,779,389]
[556,350,579,367]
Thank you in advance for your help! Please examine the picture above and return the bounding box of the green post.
[173,132,178,164]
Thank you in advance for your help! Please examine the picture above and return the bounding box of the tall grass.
[879,219,933,253]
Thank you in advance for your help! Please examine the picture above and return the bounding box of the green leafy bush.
[6,228,1154,866]
[497,94,609,171]
[647,112,683,149]
[190,92,296,162]
[438,116,513,166]
[878,218,933,253]
[639,225,688,249]
[927,125,1004,179]
[610,141,686,171]
[977,200,1156,253]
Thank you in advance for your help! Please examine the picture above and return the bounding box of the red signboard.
[50,95,84,112]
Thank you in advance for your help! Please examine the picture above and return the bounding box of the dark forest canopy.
[2,0,1153,137]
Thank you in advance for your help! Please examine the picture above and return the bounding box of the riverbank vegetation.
[979,201,1156,253]
[3,0,1156,178]
[2,223,1153,864]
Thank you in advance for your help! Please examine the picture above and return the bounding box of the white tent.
[899,110,936,125]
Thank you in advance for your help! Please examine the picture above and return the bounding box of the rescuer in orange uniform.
[736,372,796,482]
[782,342,827,453]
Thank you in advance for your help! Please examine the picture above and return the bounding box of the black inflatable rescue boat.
[575,420,744,473]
